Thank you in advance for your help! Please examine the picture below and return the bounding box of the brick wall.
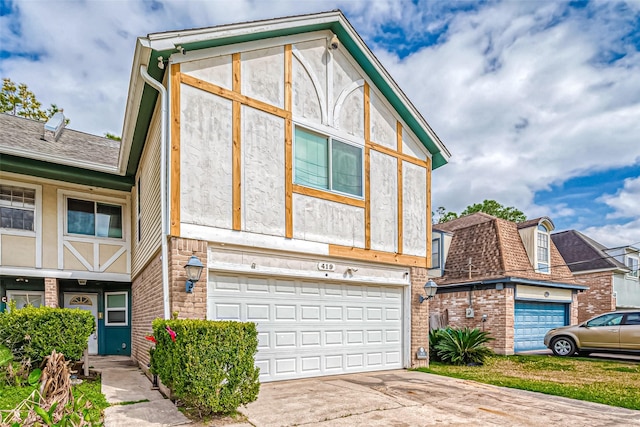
[574,272,615,323]
[168,237,207,320]
[44,278,59,307]
[131,251,164,367]
[430,287,513,355]
[410,267,430,368]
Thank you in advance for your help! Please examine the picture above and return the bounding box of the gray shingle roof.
[0,113,120,171]
[551,230,627,273]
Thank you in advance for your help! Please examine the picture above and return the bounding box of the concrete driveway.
[240,370,640,426]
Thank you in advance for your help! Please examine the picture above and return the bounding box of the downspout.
[140,64,171,320]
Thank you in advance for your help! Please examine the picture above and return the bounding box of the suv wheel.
[551,337,576,356]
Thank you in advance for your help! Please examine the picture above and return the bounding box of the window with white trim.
[536,224,550,273]
[66,198,123,239]
[0,184,35,232]
[6,291,44,309]
[626,256,639,279]
[294,127,363,197]
[105,292,128,326]
[431,238,440,269]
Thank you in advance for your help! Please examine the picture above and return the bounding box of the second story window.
[67,198,122,239]
[536,224,550,273]
[0,184,35,232]
[431,238,440,269]
[626,256,639,279]
[294,127,363,198]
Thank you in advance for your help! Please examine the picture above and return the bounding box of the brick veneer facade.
[44,277,59,307]
[430,287,514,355]
[573,272,616,323]
[168,237,208,320]
[410,267,430,367]
[131,250,164,366]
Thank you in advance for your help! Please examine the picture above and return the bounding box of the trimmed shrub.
[0,304,95,364]
[433,327,494,366]
[151,319,260,414]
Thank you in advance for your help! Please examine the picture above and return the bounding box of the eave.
[121,10,451,178]
[438,276,588,291]
[0,154,134,191]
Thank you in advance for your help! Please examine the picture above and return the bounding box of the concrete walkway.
[91,356,190,427]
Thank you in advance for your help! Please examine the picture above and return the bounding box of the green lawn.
[1,377,108,422]
[418,355,640,410]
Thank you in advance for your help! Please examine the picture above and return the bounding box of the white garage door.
[208,274,404,382]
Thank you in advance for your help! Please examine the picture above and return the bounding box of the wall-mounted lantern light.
[419,279,438,303]
[184,255,204,293]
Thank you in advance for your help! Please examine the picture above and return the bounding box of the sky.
[1,0,640,248]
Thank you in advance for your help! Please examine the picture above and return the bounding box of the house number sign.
[317,262,336,272]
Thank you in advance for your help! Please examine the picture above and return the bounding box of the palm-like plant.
[433,327,494,365]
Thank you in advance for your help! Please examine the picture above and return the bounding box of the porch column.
[410,267,430,368]
[44,277,59,307]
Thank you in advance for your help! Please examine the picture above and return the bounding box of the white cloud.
[584,219,640,248]
[600,177,640,219]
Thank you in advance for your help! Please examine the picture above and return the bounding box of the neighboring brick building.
[430,213,586,354]
[552,230,639,322]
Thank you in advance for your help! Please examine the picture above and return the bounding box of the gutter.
[139,64,171,320]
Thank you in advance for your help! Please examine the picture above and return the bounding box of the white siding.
[241,46,284,108]
[181,55,233,90]
[370,151,397,252]
[402,162,427,256]
[242,106,286,236]
[180,85,233,229]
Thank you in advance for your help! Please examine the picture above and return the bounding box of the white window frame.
[5,290,45,310]
[63,195,125,241]
[104,291,128,326]
[293,125,365,199]
[626,256,639,279]
[0,180,41,238]
[431,238,440,269]
[536,224,551,274]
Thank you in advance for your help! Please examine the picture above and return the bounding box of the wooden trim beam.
[284,45,293,239]
[396,121,403,153]
[292,184,365,209]
[364,83,371,249]
[368,140,428,167]
[170,64,181,236]
[181,73,291,119]
[328,244,427,267]
[232,53,242,231]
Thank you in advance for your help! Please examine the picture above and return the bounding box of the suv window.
[586,313,624,327]
[624,312,640,325]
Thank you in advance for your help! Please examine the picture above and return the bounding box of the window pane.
[537,233,549,262]
[294,129,328,189]
[431,239,440,268]
[0,207,34,231]
[68,199,95,235]
[97,203,122,238]
[107,293,126,308]
[331,140,363,196]
[107,310,126,324]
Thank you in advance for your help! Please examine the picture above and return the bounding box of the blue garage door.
[514,302,568,352]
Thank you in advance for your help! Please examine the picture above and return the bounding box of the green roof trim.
[1,154,134,191]
[129,16,448,174]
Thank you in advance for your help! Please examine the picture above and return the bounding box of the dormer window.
[626,256,639,279]
[536,224,550,273]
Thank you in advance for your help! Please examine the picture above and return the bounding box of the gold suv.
[544,311,640,356]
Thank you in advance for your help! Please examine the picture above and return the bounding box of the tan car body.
[544,311,640,356]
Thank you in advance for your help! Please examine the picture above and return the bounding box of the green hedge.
[151,319,260,414]
[0,305,95,364]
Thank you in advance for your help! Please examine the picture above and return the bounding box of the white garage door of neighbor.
[208,274,404,382]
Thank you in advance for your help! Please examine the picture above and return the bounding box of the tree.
[0,78,67,122]
[104,133,122,141]
[435,200,526,224]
